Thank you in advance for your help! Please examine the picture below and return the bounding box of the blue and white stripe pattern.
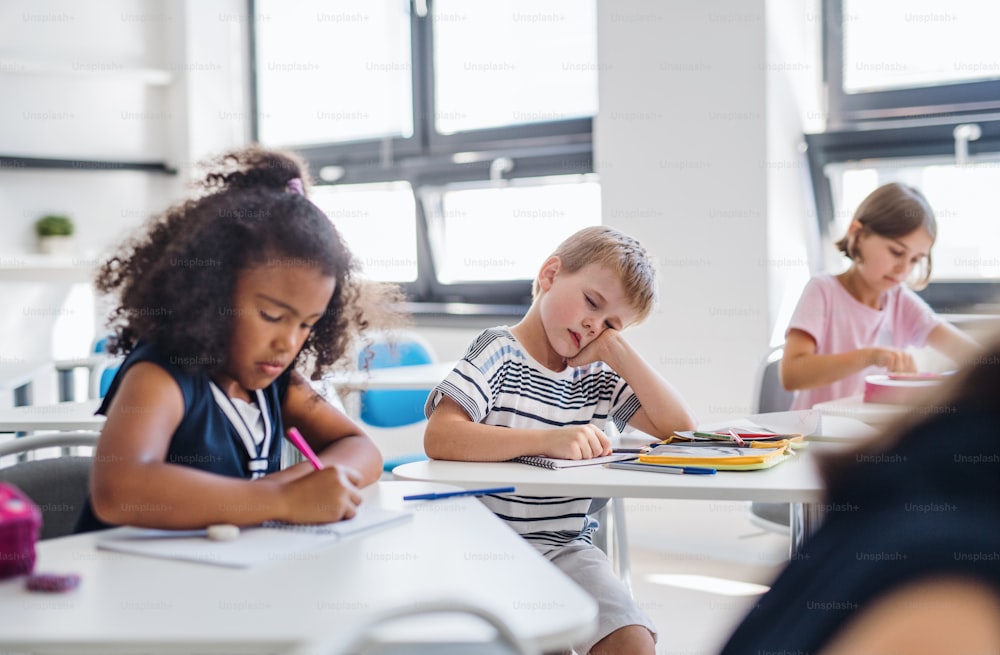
[426,327,640,545]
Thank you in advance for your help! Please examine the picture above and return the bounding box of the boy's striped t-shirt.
[425,326,641,546]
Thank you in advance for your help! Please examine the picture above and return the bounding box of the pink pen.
[286,427,324,470]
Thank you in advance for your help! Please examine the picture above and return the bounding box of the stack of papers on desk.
[638,443,790,471]
[664,429,806,449]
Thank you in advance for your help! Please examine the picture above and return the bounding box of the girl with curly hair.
[75,145,401,533]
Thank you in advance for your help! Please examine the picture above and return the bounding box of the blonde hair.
[835,182,937,290]
[534,225,657,322]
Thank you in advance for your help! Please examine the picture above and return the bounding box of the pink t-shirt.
[786,274,941,410]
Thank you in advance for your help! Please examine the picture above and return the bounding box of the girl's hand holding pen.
[278,426,362,523]
[281,465,363,523]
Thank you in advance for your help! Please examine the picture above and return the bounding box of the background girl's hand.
[544,424,612,459]
[867,347,917,373]
[281,465,362,524]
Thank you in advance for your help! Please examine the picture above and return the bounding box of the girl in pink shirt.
[782,183,980,410]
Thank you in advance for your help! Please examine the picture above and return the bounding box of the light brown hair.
[534,225,657,322]
[835,182,937,290]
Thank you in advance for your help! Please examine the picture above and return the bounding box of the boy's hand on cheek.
[567,329,626,369]
[546,425,612,459]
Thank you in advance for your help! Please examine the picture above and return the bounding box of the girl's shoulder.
[99,341,205,414]
[804,273,840,293]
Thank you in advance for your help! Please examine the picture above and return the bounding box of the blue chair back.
[359,339,435,428]
[98,365,119,398]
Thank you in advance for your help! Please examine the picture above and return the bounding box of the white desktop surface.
[812,394,910,426]
[395,435,843,560]
[393,446,829,504]
[0,481,596,655]
[0,362,454,433]
[324,361,455,391]
[0,360,52,392]
[0,399,103,432]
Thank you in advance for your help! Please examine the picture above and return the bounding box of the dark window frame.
[248,0,595,314]
[824,0,1000,127]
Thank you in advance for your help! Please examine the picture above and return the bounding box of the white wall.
[0,0,250,402]
[597,0,771,422]
[765,0,824,347]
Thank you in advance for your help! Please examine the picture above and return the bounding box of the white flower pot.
[38,235,76,256]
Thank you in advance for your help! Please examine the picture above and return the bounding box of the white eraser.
[206,524,240,541]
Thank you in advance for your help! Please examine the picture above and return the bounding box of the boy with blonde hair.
[425,225,697,654]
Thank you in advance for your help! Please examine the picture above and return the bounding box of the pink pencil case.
[0,483,41,579]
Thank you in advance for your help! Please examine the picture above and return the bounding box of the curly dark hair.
[96,145,405,378]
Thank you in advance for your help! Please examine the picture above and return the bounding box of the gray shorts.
[532,540,657,654]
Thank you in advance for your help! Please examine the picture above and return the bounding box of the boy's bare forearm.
[424,418,549,461]
[596,334,697,435]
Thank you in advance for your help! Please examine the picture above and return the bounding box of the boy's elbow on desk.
[422,426,454,461]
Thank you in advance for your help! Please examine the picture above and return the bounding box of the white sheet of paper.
[97,507,412,568]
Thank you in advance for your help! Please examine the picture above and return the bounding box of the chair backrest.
[89,357,123,399]
[0,431,100,540]
[294,599,537,655]
[752,346,795,414]
[93,335,112,354]
[359,332,437,428]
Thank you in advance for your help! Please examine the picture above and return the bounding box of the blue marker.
[403,486,516,501]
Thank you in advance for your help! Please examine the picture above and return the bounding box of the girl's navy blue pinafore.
[74,342,289,533]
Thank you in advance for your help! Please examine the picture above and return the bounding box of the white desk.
[0,481,596,655]
[324,361,455,392]
[0,360,52,407]
[322,361,453,420]
[0,363,455,432]
[394,445,833,557]
[812,394,909,426]
[0,399,103,433]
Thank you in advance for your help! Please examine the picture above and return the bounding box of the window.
[826,0,1000,124]
[252,0,599,311]
[309,182,417,283]
[823,157,1000,282]
[808,2,1000,312]
[424,175,601,284]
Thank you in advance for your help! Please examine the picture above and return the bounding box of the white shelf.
[0,58,172,86]
[0,255,98,283]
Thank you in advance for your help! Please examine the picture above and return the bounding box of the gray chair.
[749,347,794,534]
[0,432,99,540]
[752,346,795,415]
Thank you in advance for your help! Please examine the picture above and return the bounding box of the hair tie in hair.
[286,178,305,196]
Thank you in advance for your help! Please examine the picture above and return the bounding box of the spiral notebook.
[509,453,637,470]
[96,507,412,568]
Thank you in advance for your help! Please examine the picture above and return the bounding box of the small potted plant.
[34,214,75,255]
